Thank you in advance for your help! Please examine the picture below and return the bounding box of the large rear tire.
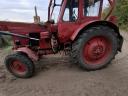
[71,26,118,70]
[5,52,35,78]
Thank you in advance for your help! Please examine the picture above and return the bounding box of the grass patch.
[3,46,12,52]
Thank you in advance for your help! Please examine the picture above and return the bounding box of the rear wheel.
[5,52,35,78]
[71,26,118,70]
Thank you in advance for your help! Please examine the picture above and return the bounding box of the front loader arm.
[0,31,39,41]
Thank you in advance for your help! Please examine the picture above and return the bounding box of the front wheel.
[71,26,118,70]
[5,52,35,78]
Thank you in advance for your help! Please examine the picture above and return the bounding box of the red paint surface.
[10,60,27,75]
[83,36,112,65]
[15,47,39,61]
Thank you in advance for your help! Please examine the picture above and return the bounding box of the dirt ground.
[0,32,128,96]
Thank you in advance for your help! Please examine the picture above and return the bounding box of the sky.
[0,0,109,23]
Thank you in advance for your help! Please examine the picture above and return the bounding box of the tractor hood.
[0,21,47,34]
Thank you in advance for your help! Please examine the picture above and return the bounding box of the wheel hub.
[10,60,27,74]
[92,45,104,59]
[83,36,112,64]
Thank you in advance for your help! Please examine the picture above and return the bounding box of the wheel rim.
[10,60,27,75]
[83,36,112,65]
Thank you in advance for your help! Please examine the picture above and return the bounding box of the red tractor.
[0,0,123,78]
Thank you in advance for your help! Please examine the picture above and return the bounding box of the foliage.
[114,0,128,30]
[0,36,12,48]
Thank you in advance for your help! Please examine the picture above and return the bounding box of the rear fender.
[70,20,96,41]
[71,20,121,41]
[14,47,39,61]
[70,20,123,51]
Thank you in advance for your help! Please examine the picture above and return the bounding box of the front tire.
[5,52,35,78]
[71,26,118,70]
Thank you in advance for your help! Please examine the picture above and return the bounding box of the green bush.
[114,0,128,30]
[0,36,12,48]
